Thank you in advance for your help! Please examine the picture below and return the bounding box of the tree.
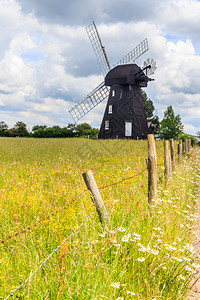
[158,105,183,140]
[142,90,155,118]
[62,124,78,137]
[32,125,47,138]
[14,121,29,137]
[0,121,8,136]
[197,131,200,138]
[142,90,160,134]
[76,123,99,139]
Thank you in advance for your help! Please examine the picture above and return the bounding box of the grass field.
[0,138,199,299]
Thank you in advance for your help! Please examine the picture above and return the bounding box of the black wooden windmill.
[69,22,157,139]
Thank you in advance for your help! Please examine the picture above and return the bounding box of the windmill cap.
[105,64,149,87]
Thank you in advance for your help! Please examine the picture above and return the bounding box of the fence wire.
[4,213,94,300]
[0,189,87,244]
[99,167,147,190]
[1,168,148,244]
[112,179,147,202]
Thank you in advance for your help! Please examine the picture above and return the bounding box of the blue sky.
[0,0,200,134]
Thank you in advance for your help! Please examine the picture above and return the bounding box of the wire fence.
[99,167,147,190]
[4,213,94,300]
[0,190,87,244]
[1,167,148,245]
[3,172,148,299]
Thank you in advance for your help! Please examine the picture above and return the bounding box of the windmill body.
[98,64,152,139]
[68,22,157,140]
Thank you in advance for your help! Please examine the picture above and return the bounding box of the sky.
[0,0,200,135]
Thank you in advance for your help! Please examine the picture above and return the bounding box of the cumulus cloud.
[0,0,199,135]
[159,0,200,41]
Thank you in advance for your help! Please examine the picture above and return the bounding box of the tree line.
[0,122,99,139]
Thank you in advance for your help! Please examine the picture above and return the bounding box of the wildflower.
[151,249,159,255]
[164,244,176,251]
[132,232,141,238]
[122,234,131,242]
[99,233,106,237]
[122,236,129,242]
[157,239,163,243]
[186,265,193,272]
[139,245,151,252]
[172,257,183,262]
[116,298,124,300]
[127,291,135,295]
[184,244,195,253]
[192,263,200,269]
[179,275,185,280]
[91,240,98,244]
[109,230,116,234]
[183,257,191,262]
[118,227,126,232]
[153,227,161,231]
[111,239,117,244]
[131,237,140,241]
[137,257,145,262]
[110,282,120,288]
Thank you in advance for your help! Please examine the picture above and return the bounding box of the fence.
[2,134,192,299]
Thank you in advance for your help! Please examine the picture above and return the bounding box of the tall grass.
[0,138,199,299]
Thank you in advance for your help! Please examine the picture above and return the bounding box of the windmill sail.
[86,21,111,76]
[115,38,148,66]
[69,82,110,123]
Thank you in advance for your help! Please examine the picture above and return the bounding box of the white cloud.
[0,0,199,135]
[159,0,200,40]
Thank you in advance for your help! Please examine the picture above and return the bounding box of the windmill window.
[108,105,112,114]
[125,122,132,137]
[112,90,115,97]
[129,85,132,91]
[105,120,109,130]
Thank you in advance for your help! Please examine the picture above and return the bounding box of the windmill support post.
[164,140,170,183]
[82,170,110,229]
[147,134,157,203]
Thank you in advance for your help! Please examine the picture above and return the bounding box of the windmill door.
[125,122,132,137]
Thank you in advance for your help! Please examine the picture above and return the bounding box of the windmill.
[69,21,156,139]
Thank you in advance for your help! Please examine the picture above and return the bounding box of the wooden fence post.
[188,139,191,152]
[82,170,110,228]
[164,140,170,182]
[178,140,182,163]
[185,139,188,153]
[170,138,175,171]
[182,140,185,155]
[147,134,157,203]
[169,150,172,174]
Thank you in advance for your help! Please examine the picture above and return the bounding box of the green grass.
[0,138,199,299]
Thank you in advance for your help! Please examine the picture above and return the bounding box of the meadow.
[0,137,200,299]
